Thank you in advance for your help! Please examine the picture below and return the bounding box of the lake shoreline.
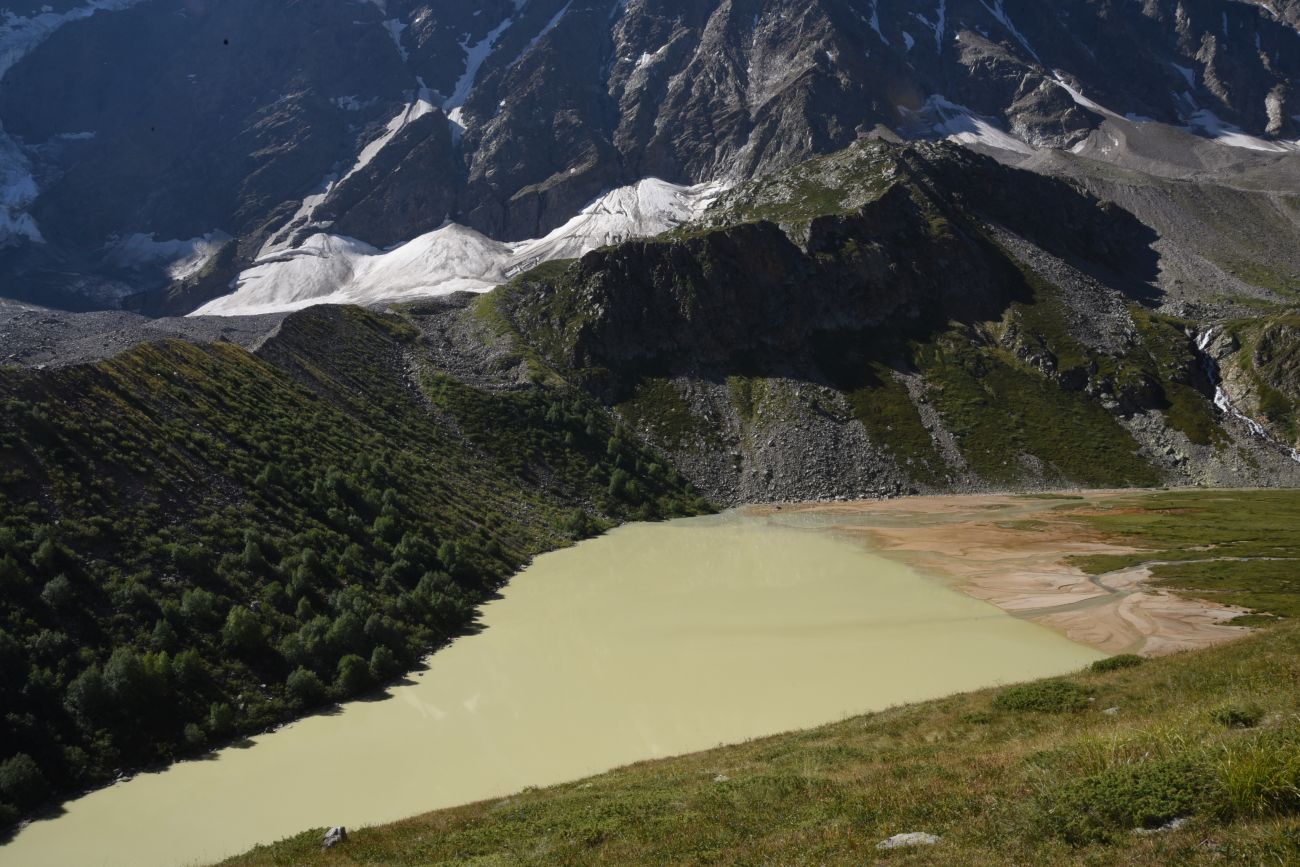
[0,507,1101,867]
[751,490,1255,656]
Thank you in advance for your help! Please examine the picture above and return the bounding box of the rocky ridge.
[3,0,1300,311]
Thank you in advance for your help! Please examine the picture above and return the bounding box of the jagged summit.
[1,0,1299,312]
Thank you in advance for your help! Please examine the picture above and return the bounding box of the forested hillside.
[0,305,708,830]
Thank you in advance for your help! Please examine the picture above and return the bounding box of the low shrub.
[994,680,1090,713]
[1212,704,1265,729]
[1041,759,1207,843]
[1091,654,1145,673]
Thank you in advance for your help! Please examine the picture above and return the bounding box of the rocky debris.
[1102,706,1121,716]
[321,826,348,850]
[628,374,920,508]
[877,831,941,850]
[987,225,1140,357]
[0,299,286,369]
[713,774,730,783]
[1133,817,1191,836]
[402,294,534,392]
[895,371,973,485]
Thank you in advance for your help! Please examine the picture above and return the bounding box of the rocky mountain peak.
[0,0,1297,312]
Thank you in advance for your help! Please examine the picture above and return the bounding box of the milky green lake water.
[0,510,1102,867]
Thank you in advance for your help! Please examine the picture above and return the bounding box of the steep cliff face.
[2,0,1299,310]
[498,143,1154,386]
[489,142,1300,502]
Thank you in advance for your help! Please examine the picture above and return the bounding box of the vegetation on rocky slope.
[492,142,1281,498]
[222,491,1300,866]
[0,306,706,832]
[1228,312,1300,446]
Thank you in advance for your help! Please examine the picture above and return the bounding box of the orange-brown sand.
[754,492,1252,656]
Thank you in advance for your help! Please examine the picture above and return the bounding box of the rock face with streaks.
[0,0,1298,310]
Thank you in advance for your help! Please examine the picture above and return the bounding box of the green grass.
[685,140,900,232]
[915,331,1161,487]
[843,364,945,484]
[1130,310,1226,447]
[223,619,1300,866]
[1215,257,1300,297]
[1064,489,1300,619]
[1091,654,1145,673]
[992,680,1091,713]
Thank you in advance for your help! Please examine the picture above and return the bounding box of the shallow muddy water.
[1,510,1102,867]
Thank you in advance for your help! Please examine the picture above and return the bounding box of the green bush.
[0,753,49,810]
[1212,704,1265,729]
[994,680,1090,713]
[1091,654,1145,673]
[369,645,400,681]
[221,606,265,655]
[335,654,372,696]
[1041,759,1207,843]
[286,668,327,710]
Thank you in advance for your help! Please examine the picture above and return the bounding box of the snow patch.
[343,88,434,183]
[1171,63,1196,89]
[867,0,888,44]
[260,84,436,258]
[633,44,669,74]
[104,230,232,281]
[194,178,730,317]
[978,0,1038,60]
[1186,108,1299,153]
[901,31,914,51]
[502,177,728,276]
[508,0,569,69]
[1053,73,1110,115]
[445,15,514,112]
[381,18,408,61]
[899,95,1035,155]
[0,0,149,246]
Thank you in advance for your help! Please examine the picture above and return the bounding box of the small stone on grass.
[877,832,941,850]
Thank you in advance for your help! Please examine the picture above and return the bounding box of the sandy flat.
[754,492,1253,656]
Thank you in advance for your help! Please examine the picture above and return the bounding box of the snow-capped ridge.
[1185,108,1300,153]
[193,177,730,317]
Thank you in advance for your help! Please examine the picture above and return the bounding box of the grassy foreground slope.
[224,626,1300,866]
[225,489,1300,866]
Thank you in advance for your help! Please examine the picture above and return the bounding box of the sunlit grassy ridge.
[224,489,1300,866]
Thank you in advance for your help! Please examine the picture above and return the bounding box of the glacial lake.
[0,510,1102,867]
